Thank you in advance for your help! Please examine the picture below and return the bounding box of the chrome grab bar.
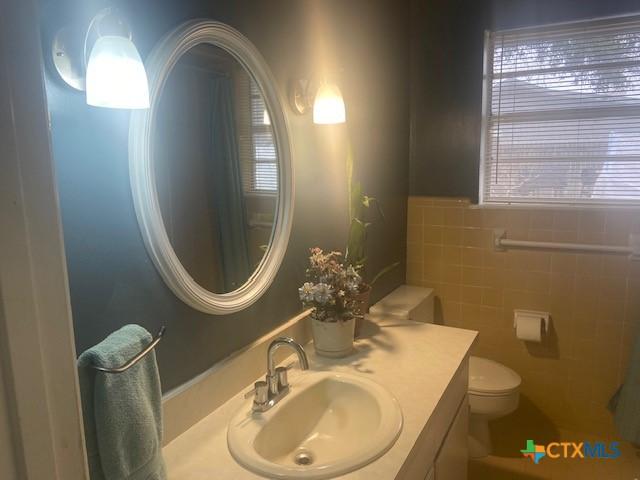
[494,229,640,260]
[90,326,166,374]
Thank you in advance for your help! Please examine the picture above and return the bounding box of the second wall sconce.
[289,78,346,125]
[51,8,149,109]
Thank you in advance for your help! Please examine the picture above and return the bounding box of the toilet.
[369,285,522,459]
[467,356,521,458]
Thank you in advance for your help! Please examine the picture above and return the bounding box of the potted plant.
[299,248,362,357]
[345,148,399,333]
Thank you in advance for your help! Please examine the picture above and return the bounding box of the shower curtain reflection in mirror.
[208,75,250,291]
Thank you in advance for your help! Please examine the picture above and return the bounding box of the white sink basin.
[227,371,403,479]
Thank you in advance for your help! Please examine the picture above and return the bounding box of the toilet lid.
[469,356,521,395]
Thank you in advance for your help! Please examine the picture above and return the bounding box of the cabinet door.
[434,396,468,480]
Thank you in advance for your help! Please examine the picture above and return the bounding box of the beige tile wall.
[407,196,640,436]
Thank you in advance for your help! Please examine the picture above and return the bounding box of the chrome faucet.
[245,336,309,413]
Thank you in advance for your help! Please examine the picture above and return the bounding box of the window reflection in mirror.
[153,43,278,294]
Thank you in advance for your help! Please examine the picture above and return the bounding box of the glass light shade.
[85,35,150,109]
[312,83,346,124]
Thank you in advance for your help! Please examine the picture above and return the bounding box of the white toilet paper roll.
[515,314,543,342]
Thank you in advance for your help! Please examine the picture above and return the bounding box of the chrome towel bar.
[493,229,640,260]
[90,326,166,374]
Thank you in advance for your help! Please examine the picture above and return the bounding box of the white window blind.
[238,76,278,193]
[481,15,640,206]
[250,82,277,192]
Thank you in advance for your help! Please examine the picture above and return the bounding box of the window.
[249,82,277,192]
[480,15,640,206]
[238,75,278,194]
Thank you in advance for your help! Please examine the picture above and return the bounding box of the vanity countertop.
[163,318,477,479]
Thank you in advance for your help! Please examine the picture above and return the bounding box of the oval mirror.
[129,21,293,314]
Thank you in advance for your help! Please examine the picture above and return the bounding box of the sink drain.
[294,450,314,466]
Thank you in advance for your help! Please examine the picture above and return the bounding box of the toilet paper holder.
[513,309,551,333]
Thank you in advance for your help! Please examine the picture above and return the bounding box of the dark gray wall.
[40,0,409,391]
[409,0,640,200]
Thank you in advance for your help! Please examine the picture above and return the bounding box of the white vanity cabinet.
[163,321,478,480]
[397,358,470,480]
[433,396,469,480]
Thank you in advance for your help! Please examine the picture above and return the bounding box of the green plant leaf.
[370,261,400,286]
[346,217,367,266]
[347,146,356,220]
[366,196,385,222]
[344,144,391,282]
[351,182,364,220]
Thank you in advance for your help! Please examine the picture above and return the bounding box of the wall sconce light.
[289,78,346,125]
[51,8,149,109]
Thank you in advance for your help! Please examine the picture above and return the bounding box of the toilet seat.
[469,356,521,396]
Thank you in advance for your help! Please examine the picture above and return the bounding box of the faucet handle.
[244,380,269,406]
[276,366,289,389]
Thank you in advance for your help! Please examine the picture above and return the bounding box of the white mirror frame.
[129,20,294,315]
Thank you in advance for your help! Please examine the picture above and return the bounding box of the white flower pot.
[311,316,355,358]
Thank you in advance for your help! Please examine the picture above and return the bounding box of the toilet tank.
[368,285,434,323]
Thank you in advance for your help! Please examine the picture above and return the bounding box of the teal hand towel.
[78,325,166,480]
